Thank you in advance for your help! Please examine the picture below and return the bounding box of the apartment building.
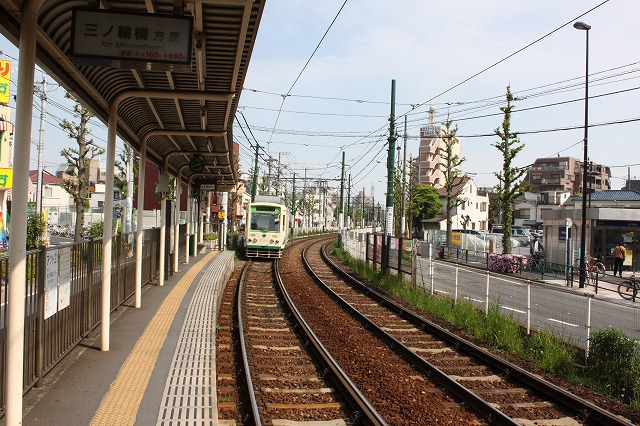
[417,106,460,188]
[526,156,611,195]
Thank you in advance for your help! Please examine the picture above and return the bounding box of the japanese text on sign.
[71,9,193,69]
[0,60,10,104]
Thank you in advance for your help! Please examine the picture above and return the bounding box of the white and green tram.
[245,195,290,258]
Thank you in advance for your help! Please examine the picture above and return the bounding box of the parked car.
[489,225,531,247]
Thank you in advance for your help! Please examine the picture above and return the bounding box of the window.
[480,202,487,212]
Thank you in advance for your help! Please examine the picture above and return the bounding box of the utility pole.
[303,168,307,227]
[292,172,296,222]
[401,115,408,237]
[36,76,46,213]
[339,151,345,247]
[267,156,273,195]
[251,142,259,202]
[385,79,397,236]
[347,173,351,229]
[361,187,365,228]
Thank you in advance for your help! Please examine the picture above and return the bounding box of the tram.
[245,195,290,258]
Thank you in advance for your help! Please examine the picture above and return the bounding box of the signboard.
[58,248,71,310]
[218,211,225,219]
[44,250,59,319]
[0,167,13,189]
[71,9,193,71]
[451,231,462,246]
[200,184,216,191]
[558,227,572,241]
[0,60,10,104]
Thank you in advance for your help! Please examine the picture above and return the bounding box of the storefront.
[541,194,640,271]
[592,220,638,272]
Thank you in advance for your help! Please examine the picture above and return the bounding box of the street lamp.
[574,20,590,288]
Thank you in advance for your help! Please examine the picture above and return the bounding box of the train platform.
[0,247,235,426]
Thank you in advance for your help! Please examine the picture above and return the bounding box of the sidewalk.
[542,270,636,301]
[1,247,234,426]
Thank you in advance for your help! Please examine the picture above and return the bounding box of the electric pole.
[339,151,345,247]
[385,79,397,236]
[251,141,259,202]
[401,115,408,237]
[36,76,47,213]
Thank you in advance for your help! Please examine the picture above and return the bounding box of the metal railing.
[342,230,640,352]
[0,228,164,413]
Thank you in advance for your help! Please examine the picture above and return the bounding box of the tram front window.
[250,212,280,232]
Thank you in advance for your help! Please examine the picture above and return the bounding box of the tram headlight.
[252,238,257,243]
[269,239,274,244]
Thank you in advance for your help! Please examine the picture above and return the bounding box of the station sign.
[70,9,193,71]
[201,184,216,191]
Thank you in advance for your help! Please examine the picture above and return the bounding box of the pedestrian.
[530,235,544,259]
[613,242,626,277]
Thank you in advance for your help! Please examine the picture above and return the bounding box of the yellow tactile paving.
[90,251,218,426]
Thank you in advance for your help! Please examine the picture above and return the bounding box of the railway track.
[297,237,634,425]
[235,257,383,425]
[217,234,635,424]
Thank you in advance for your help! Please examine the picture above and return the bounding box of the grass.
[332,244,640,412]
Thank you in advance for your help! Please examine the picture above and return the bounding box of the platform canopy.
[0,0,265,191]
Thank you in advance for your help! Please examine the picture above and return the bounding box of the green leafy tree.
[493,86,530,254]
[114,144,138,198]
[27,212,46,250]
[438,118,466,247]
[59,93,105,242]
[410,184,443,232]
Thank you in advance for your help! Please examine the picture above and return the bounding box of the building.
[417,106,460,187]
[542,189,640,271]
[422,175,489,233]
[512,191,571,229]
[525,156,611,195]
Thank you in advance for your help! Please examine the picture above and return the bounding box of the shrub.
[90,221,104,238]
[27,212,46,250]
[488,253,526,273]
[587,328,640,405]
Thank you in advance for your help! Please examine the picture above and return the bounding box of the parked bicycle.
[573,256,605,287]
[617,274,639,301]
[586,255,606,280]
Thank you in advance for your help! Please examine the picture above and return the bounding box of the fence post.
[35,246,47,388]
[465,249,468,264]
[526,280,531,335]
[454,264,459,304]
[115,233,122,309]
[366,233,370,268]
[485,272,490,315]
[411,240,417,288]
[87,238,95,336]
[430,248,435,295]
[398,238,402,279]
[585,294,593,359]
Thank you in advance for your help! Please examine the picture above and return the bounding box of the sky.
[1,0,639,200]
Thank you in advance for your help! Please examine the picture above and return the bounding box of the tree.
[59,93,105,242]
[26,212,46,250]
[438,118,466,247]
[409,184,443,232]
[114,144,138,198]
[493,86,530,254]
